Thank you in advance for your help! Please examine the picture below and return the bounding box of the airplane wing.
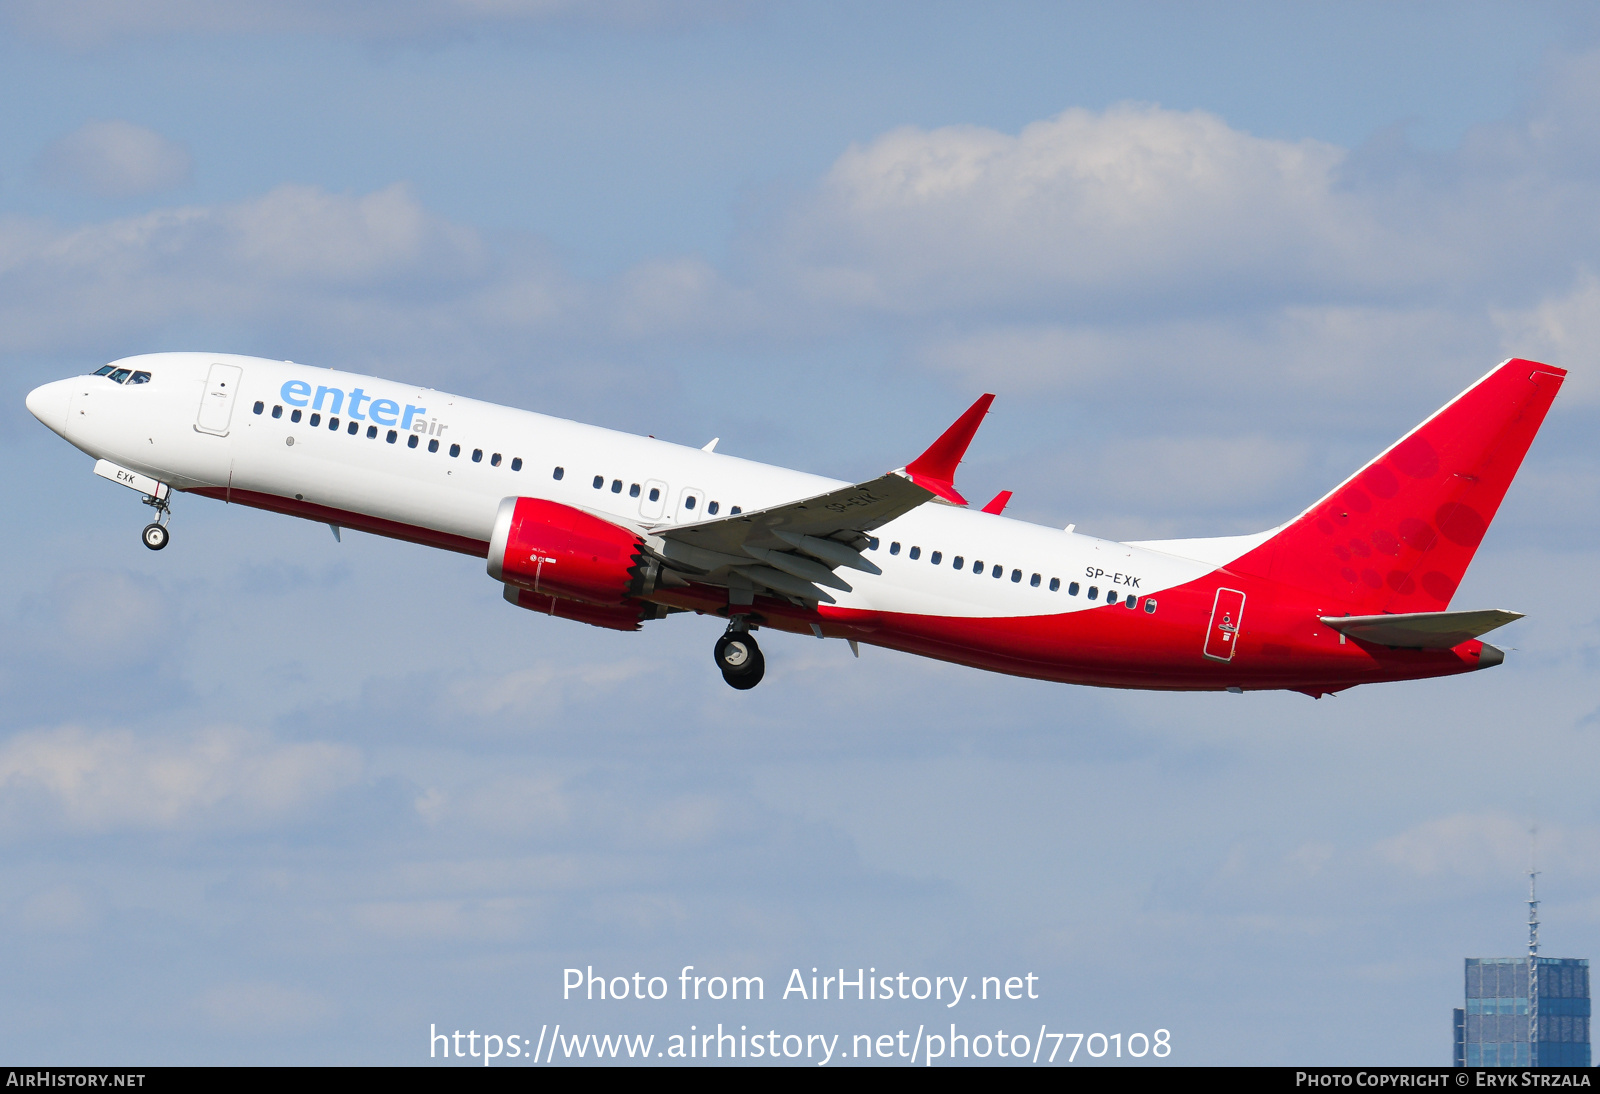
[647,394,994,604]
[1320,609,1523,649]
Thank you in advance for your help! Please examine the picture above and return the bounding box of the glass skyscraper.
[1453,956,1591,1067]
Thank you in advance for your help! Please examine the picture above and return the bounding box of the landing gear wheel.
[715,632,765,690]
[141,523,169,551]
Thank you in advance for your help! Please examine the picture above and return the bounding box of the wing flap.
[659,471,934,556]
[649,395,992,605]
[1320,609,1523,649]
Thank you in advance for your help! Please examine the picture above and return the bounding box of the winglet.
[980,490,1012,515]
[903,393,994,506]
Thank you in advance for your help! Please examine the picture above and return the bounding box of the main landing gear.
[140,492,171,551]
[714,625,765,690]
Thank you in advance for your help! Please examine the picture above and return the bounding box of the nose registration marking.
[93,459,169,501]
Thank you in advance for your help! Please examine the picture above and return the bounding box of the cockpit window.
[93,365,116,376]
[108,368,132,383]
[128,371,151,384]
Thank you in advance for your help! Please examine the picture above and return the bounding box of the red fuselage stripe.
[202,486,1488,693]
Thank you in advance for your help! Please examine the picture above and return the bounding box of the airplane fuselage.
[27,352,1541,695]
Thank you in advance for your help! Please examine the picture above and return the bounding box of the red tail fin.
[1231,359,1565,611]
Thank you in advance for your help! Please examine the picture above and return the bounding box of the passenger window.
[593,475,603,488]
[129,371,151,384]
[869,538,880,550]
[1107,590,1118,605]
[93,365,115,376]
[291,409,302,423]
[1144,599,1157,614]
[428,439,439,453]
[109,369,131,383]
[629,483,641,498]
[953,555,964,568]
[387,430,398,444]
[1125,596,1138,609]
[348,421,358,435]
[553,466,564,480]
[511,457,523,471]
[909,546,920,560]
[253,401,264,415]
[1068,581,1080,596]
[1030,573,1041,587]
[649,487,660,502]
[272,405,283,419]
[708,501,720,515]
[491,453,502,467]
[890,542,901,555]
[685,496,696,510]
[1049,577,1060,591]
[368,425,379,439]
[309,413,321,427]
[329,417,339,430]
[1011,569,1022,582]
[1086,585,1098,600]
[992,565,1002,578]
[472,449,483,462]
[610,478,621,492]
[408,434,419,448]
[973,560,983,573]
[730,506,741,515]
[449,442,460,456]
[931,551,942,565]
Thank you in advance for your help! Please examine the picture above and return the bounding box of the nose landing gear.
[140,492,171,551]
[714,626,765,690]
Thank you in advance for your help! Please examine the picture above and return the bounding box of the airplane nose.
[25,379,73,437]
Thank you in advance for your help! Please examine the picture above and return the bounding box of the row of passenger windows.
[260,400,744,520]
[869,537,1158,613]
[552,466,743,517]
[256,402,524,468]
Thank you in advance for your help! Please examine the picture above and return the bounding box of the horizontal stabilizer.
[1320,609,1523,649]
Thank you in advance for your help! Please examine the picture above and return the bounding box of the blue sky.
[2,1,1597,1065]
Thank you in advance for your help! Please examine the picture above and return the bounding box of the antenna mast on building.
[1528,827,1541,1066]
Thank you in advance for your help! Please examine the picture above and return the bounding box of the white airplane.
[26,353,1563,694]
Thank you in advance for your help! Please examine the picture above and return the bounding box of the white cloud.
[445,659,658,719]
[778,104,1430,316]
[199,981,336,1033]
[30,570,173,652]
[0,725,361,833]
[1376,812,1600,883]
[348,894,543,941]
[1085,434,1310,512]
[37,120,192,197]
[1494,269,1600,404]
[915,304,1491,414]
[0,183,510,355]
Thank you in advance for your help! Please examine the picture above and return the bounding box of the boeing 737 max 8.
[25,354,1564,694]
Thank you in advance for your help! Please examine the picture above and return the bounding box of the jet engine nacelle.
[487,496,660,606]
